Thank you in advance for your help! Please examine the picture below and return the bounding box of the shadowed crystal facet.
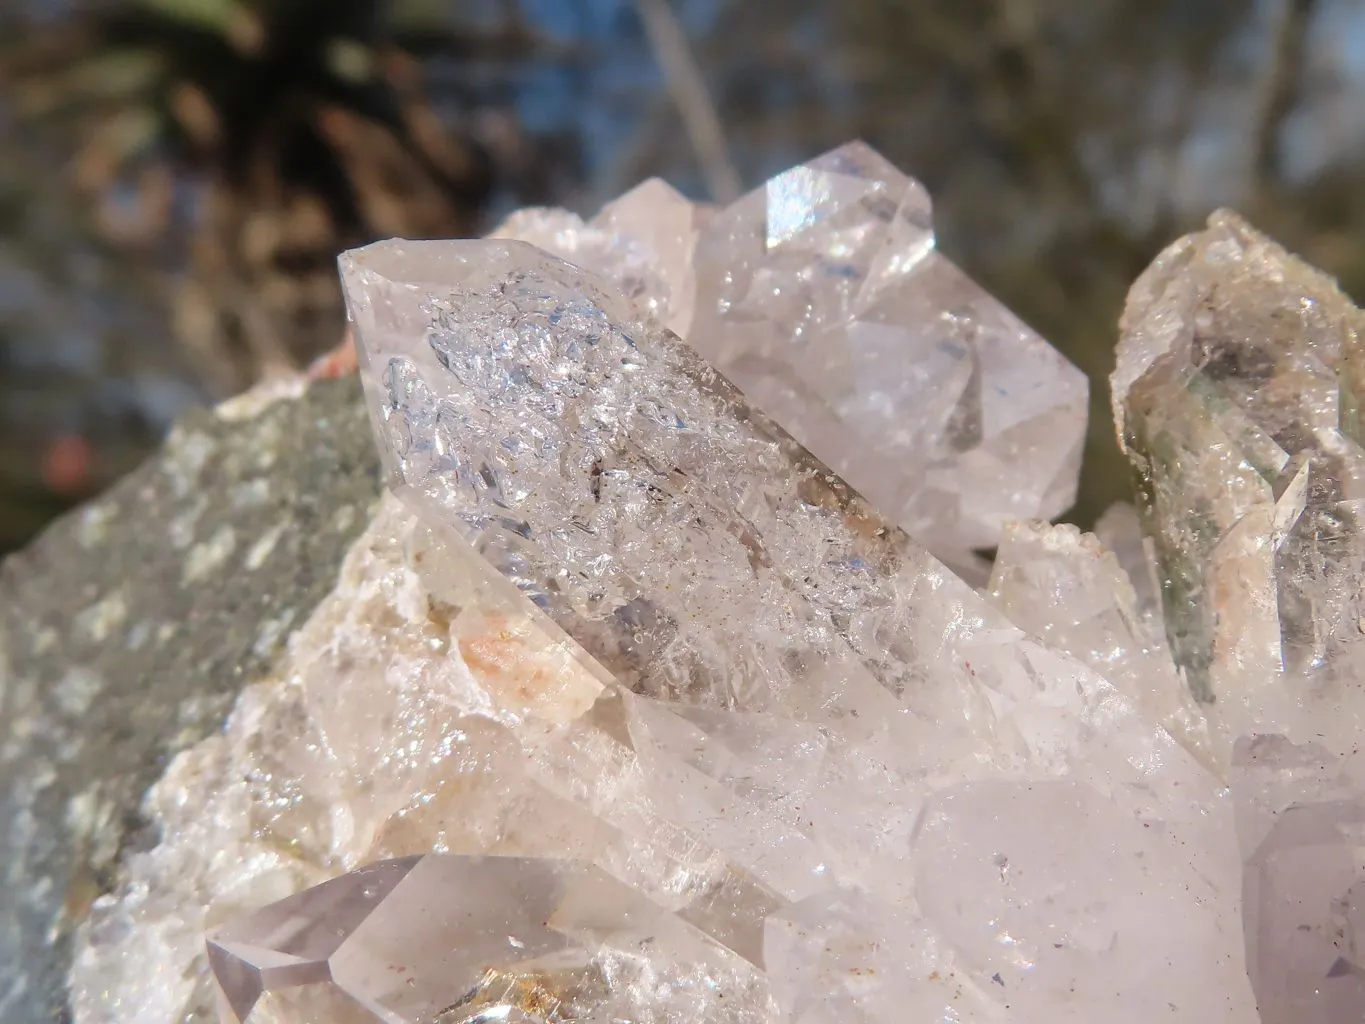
[1232,737,1365,1024]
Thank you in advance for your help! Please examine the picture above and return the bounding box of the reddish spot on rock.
[43,434,94,495]
[307,330,359,380]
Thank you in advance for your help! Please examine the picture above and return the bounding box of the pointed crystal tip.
[349,140,1087,568]
[1112,207,1365,712]
[208,854,759,1024]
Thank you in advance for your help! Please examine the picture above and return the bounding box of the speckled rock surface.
[0,375,380,1023]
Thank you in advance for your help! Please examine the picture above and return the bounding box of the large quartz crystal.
[1114,210,1365,760]
[491,142,1088,576]
[689,144,1087,567]
[322,221,1249,1023]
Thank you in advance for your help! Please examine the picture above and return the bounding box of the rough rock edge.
[0,372,380,1024]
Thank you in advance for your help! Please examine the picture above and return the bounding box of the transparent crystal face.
[207,854,765,1024]
[1115,211,1365,736]
[491,142,1088,575]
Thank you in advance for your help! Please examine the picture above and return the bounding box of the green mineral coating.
[1132,417,1221,703]
[1118,212,1365,710]
[0,376,380,1024]
[1339,362,1364,449]
[1124,363,1222,703]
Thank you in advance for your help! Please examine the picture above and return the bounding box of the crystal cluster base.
[62,144,1365,1024]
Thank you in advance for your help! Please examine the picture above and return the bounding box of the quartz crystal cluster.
[65,147,1365,1024]
[490,142,1088,578]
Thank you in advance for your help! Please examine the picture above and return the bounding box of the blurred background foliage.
[0,0,1360,553]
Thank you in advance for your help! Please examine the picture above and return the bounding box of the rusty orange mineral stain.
[458,618,557,703]
[307,329,359,380]
[43,434,94,495]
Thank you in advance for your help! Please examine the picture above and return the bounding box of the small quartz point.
[1232,737,1365,1024]
[691,142,1087,567]
[339,235,1253,1023]
[493,142,1088,575]
[1114,209,1365,758]
[987,519,1213,767]
[207,853,764,1023]
[492,177,709,339]
[1093,501,1165,622]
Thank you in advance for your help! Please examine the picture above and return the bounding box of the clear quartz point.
[492,142,1087,574]
[207,853,761,1024]
[691,142,1087,566]
[1113,209,1365,759]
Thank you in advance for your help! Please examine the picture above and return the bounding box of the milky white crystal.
[987,519,1213,767]
[1231,736,1365,1022]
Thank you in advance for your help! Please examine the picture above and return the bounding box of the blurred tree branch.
[1253,0,1318,189]
[0,0,587,550]
[633,0,740,203]
[0,0,586,399]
